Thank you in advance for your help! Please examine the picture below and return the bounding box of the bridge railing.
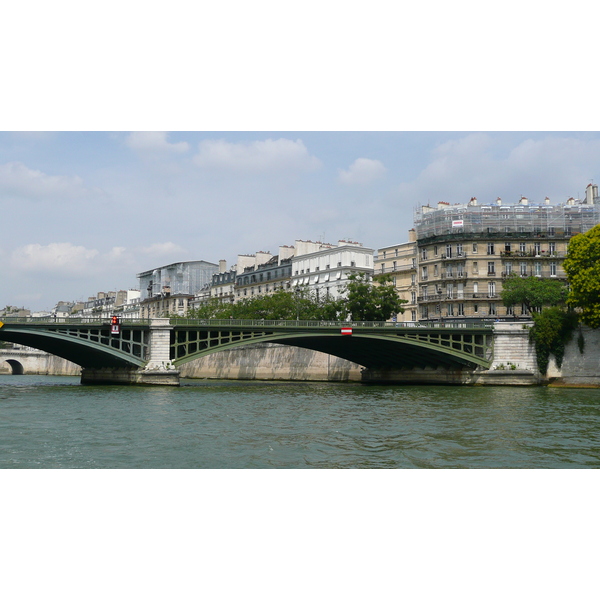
[0,317,151,326]
[169,318,494,329]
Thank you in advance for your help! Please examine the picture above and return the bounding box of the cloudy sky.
[2,2,599,312]
[1,131,599,311]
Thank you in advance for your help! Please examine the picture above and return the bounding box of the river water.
[1,374,599,468]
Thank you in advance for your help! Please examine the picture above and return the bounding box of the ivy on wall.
[529,308,579,375]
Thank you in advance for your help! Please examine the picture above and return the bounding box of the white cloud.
[139,242,187,257]
[0,161,89,201]
[192,138,322,173]
[338,158,386,185]
[397,134,600,205]
[11,243,99,276]
[125,132,190,154]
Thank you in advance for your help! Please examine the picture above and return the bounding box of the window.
[457,263,464,276]
[550,262,557,276]
[421,266,428,280]
[411,291,416,304]
[411,274,416,285]
[457,282,464,299]
[412,258,416,268]
[395,249,398,257]
[489,303,496,315]
[457,303,465,316]
[434,264,438,276]
[472,243,478,253]
[445,244,452,258]
[549,242,556,255]
[447,304,454,316]
[505,262,513,275]
[534,242,541,255]
[393,261,397,271]
[548,227,555,235]
[411,310,416,321]
[473,282,479,295]
[534,262,542,276]
[382,251,386,259]
[487,261,495,275]
[507,305,514,315]
[519,242,526,253]
[488,281,496,297]
[473,304,479,313]
[504,243,511,252]
[456,243,463,256]
[487,242,495,255]
[421,248,427,260]
[434,246,438,256]
[520,262,527,276]
[350,261,356,267]
[472,262,478,275]
[446,284,453,299]
[381,263,385,273]
[421,306,429,319]
[422,285,428,299]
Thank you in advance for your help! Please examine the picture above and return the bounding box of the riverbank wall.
[0,348,80,376]
[178,343,363,381]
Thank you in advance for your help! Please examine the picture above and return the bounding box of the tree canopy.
[500,274,568,314]
[563,224,600,328]
[184,273,407,322]
[343,273,407,321]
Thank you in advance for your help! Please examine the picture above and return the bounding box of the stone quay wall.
[0,348,80,376]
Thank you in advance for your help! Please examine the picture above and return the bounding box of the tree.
[187,288,343,321]
[563,224,600,328]
[529,307,578,375]
[342,273,407,321]
[500,274,568,314]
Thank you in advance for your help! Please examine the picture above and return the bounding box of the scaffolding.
[414,195,600,242]
[137,261,219,300]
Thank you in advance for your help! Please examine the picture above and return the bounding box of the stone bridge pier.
[81,319,180,386]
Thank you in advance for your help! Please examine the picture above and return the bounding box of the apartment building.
[291,239,374,300]
[413,183,600,321]
[374,231,418,322]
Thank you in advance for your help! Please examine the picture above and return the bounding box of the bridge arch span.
[4,359,24,375]
[0,327,145,369]
[171,330,491,370]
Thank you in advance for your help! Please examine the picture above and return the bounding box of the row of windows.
[421,261,558,278]
[294,262,356,275]
[420,303,530,318]
[420,241,562,259]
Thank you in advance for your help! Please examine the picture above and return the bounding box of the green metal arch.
[172,331,492,369]
[0,327,145,368]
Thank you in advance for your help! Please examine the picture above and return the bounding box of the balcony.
[443,252,467,261]
[500,250,565,258]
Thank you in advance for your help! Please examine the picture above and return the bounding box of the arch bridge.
[0,317,494,385]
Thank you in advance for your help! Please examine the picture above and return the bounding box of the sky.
[1,131,600,311]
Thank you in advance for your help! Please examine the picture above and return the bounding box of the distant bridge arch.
[4,359,24,375]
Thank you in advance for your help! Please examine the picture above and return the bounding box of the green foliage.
[500,274,568,314]
[185,274,406,323]
[563,224,600,328]
[342,273,407,321]
[187,288,344,321]
[529,307,578,375]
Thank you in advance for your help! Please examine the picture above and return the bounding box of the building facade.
[413,184,600,322]
[137,260,219,301]
[374,231,418,322]
[291,240,374,300]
